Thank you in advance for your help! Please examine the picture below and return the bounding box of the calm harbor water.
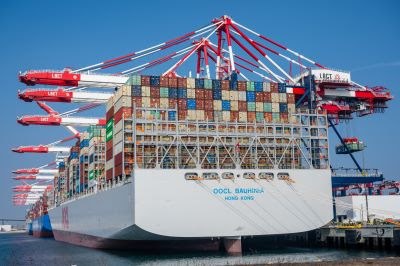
[0,232,398,266]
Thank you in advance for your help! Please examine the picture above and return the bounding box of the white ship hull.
[49,169,333,248]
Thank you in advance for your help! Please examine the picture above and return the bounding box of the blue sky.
[0,0,399,218]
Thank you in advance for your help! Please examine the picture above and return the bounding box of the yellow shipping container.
[115,85,131,99]
[186,78,195,88]
[272,103,280,113]
[222,111,230,121]
[271,93,279,102]
[288,103,296,113]
[229,91,238,101]
[222,90,230,100]
[187,88,195,98]
[256,102,263,112]
[160,98,169,108]
[279,93,287,103]
[231,101,238,111]
[213,100,222,110]
[142,97,150,108]
[196,110,205,120]
[106,95,114,111]
[239,112,247,122]
[263,82,271,92]
[141,86,150,97]
[187,110,197,120]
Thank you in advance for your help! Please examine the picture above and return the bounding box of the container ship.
[13,16,392,253]
[25,194,53,238]
[46,75,332,252]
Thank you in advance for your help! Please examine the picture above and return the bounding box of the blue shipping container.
[187,99,197,110]
[168,88,177,98]
[230,80,238,90]
[222,100,231,111]
[212,79,221,89]
[177,88,187,98]
[168,111,176,120]
[212,89,222,100]
[279,103,288,112]
[80,139,89,148]
[131,85,142,97]
[246,91,255,102]
[150,76,160,86]
[255,81,263,92]
[195,78,204,88]
[278,83,286,93]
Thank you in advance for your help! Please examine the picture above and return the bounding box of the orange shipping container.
[238,81,247,91]
[114,107,132,124]
[247,112,256,122]
[106,107,114,121]
[264,112,272,123]
[141,76,150,86]
[106,169,113,181]
[221,80,230,90]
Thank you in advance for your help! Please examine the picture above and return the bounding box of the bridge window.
[222,172,234,179]
[243,172,256,179]
[202,172,219,180]
[259,172,274,181]
[185,172,199,180]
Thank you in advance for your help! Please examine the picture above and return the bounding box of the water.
[0,233,398,266]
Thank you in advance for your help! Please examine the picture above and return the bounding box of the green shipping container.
[246,81,255,91]
[272,112,280,123]
[106,119,114,131]
[89,170,94,180]
[125,75,141,86]
[247,102,256,111]
[264,103,272,112]
[160,87,169,98]
[204,79,212,89]
[106,130,113,142]
[256,112,264,122]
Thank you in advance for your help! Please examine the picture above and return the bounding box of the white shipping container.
[115,85,131,99]
[231,101,238,111]
[288,103,296,113]
[114,96,132,111]
[263,82,271,92]
[187,78,195,88]
[279,93,287,103]
[272,103,280,113]
[222,90,230,100]
[141,86,150,97]
[114,140,123,154]
[114,120,123,134]
[105,159,114,170]
[271,93,279,103]
[187,89,196,98]
[238,91,246,101]
[222,111,230,121]
[106,95,114,111]
[114,130,123,144]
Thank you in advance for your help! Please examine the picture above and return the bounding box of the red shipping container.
[196,99,204,110]
[230,111,239,122]
[150,98,160,108]
[168,77,178,88]
[168,98,177,109]
[106,168,113,181]
[160,76,169,87]
[195,89,205,99]
[280,113,289,123]
[238,81,247,91]
[106,140,113,150]
[287,94,295,104]
[204,100,213,111]
[141,76,150,86]
[238,101,247,111]
[178,99,187,109]
[270,83,278,93]
[221,80,230,90]
[114,163,122,177]
[150,87,160,98]
[204,90,213,100]
[114,107,132,124]
[256,92,264,102]
[205,111,214,120]
[178,110,187,120]
[264,112,272,122]
[177,77,186,88]
[132,96,142,107]
[247,112,256,122]
[264,92,272,102]
[106,148,113,161]
[106,107,114,121]
[114,152,123,165]
[71,146,79,152]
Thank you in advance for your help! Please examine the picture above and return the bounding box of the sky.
[0,0,399,219]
